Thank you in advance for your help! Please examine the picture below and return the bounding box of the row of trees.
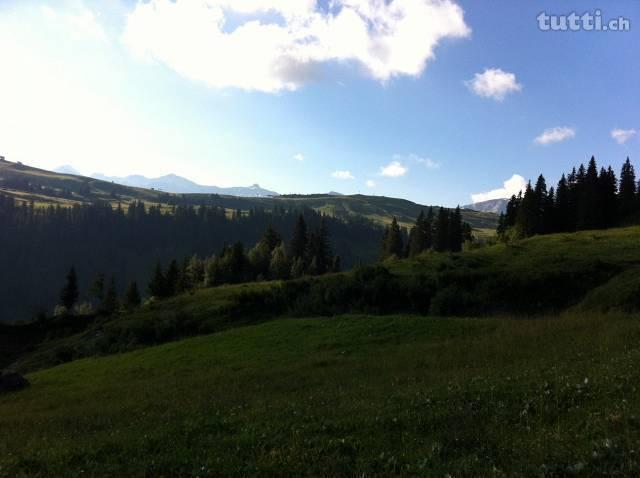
[55,215,341,313]
[381,207,472,259]
[498,156,637,239]
[0,194,380,321]
[58,268,141,316]
[148,216,340,300]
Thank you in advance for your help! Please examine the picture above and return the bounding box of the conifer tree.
[269,242,290,280]
[103,277,118,315]
[408,210,427,257]
[424,207,434,249]
[331,255,341,273]
[448,207,463,252]
[554,174,570,232]
[434,208,450,252]
[290,214,308,261]
[60,267,79,310]
[89,272,105,306]
[533,175,548,234]
[619,157,637,216]
[148,262,167,298]
[383,217,404,258]
[124,281,141,310]
[165,260,180,296]
[290,256,305,278]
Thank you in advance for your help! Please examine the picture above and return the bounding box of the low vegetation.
[2,313,640,476]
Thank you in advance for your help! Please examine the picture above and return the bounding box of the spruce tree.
[408,210,427,257]
[434,208,450,252]
[424,207,434,249]
[269,242,290,280]
[448,207,463,252]
[103,277,118,315]
[384,217,404,258]
[148,262,167,298]
[60,267,79,310]
[124,281,141,310]
[533,175,548,234]
[290,214,308,260]
[619,157,637,216]
[165,259,180,296]
[331,255,341,273]
[88,272,105,306]
[554,174,570,232]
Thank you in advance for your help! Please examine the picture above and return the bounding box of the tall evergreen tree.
[424,207,434,249]
[148,262,167,298]
[88,272,105,307]
[290,214,308,260]
[619,157,637,216]
[382,217,404,258]
[103,277,118,315]
[408,210,427,257]
[533,175,548,234]
[59,267,79,310]
[554,174,570,232]
[124,281,141,310]
[165,259,180,296]
[448,207,463,252]
[434,208,450,252]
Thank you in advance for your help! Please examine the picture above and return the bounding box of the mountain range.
[55,166,278,198]
[463,198,509,214]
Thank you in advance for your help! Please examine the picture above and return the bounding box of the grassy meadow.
[2,313,640,476]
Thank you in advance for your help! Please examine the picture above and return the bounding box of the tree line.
[381,206,472,259]
[55,215,339,315]
[0,196,380,322]
[497,156,638,239]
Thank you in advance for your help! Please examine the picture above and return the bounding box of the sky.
[0,0,638,206]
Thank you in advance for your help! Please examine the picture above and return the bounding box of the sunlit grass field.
[2,313,640,476]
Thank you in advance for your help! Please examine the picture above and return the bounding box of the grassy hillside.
[2,313,640,476]
[0,159,497,230]
[9,225,640,373]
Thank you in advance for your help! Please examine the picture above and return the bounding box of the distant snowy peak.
[89,173,278,197]
[463,198,508,214]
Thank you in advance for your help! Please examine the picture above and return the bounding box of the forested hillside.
[0,196,380,322]
[0,159,496,229]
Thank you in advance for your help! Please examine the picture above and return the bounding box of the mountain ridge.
[54,167,279,198]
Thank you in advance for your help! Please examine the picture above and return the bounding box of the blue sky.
[0,0,638,206]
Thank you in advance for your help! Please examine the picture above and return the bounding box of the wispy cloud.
[293,153,304,162]
[534,126,575,145]
[611,128,636,145]
[466,68,522,101]
[380,160,408,178]
[332,170,355,180]
[366,179,376,188]
[471,174,526,203]
[395,153,440,169]
[123,0,470,93]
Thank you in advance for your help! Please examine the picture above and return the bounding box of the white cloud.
[123,0,470,93]
[332,170,355,180]
[396,153,440,169]
[611,128,636,145]
[380,160,408,177]
[466,68,522,101]
[471,174,526,203]
[366,179,376,188]
[293,153,304,161]
[534,126,576,145]
[42,4,107,43]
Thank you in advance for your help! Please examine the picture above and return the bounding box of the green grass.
[2,313,640,476]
